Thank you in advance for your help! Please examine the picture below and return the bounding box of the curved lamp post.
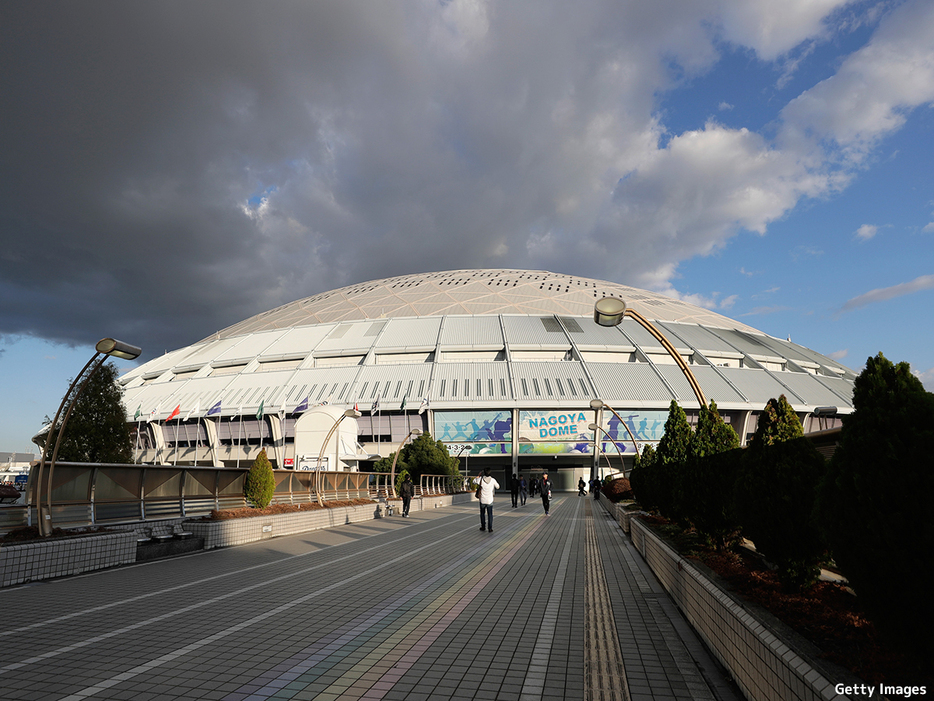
[589,399,640,459]
[593,297,706,407]
[389,429,421,497]
[588,422,627,479]
[315,408,361,505]
[38,338,141,536]
[455,444,471,492]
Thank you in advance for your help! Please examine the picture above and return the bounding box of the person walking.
[540,472,554,515]
[400,475,415,517]
[592,477,601,500]
[578,477,586,496]
[477,468,500,532]
[510,473,520,508]
[519,474,528,506]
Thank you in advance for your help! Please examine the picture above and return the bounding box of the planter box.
[0,532,137,588]
[629,518,862,701]
[187,492,474,550]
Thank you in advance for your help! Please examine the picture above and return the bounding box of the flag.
[184,401,200,421]
[148,407,158,423]
[256,400,265,420]
[294,396,309,413]
[371,394,380,413]
[354,401,359,412]
[207,400,222,416]
[166,404,181,422]
[134,404,142,421]
[418,396,429,415]
[400,396,407,411]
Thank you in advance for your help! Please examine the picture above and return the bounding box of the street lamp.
[455,444,471,492]
[315,408,361,505]
[37,337,142,536]
[588,423,627,479]
[593,298,706,407]
[589,399,640,458]
[389,429,422,497]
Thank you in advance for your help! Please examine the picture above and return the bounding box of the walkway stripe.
[222,508,551,700]
[584,500,629,701]
[519,497,580,701]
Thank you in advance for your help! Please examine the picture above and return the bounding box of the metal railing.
[0,463,466,535]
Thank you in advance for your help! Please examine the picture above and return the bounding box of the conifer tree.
[653,400,693,520]
[245,449,275,508]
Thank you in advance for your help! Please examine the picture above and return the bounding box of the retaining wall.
[629,517,859,701]
[0,532,137,588]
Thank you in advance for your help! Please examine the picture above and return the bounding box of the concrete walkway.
[0,497,742,701]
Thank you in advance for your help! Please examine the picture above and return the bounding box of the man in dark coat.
[400,476,415,517]
[540,472,554,515]
[510,473,520,507]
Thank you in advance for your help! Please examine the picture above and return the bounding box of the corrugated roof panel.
[759,336,856,378]
[376,317,442,348]
[705,328,785,361]
[352,364,433,399]
[433,362,512,400]
[502,316,570,347]
[566,318,632,349]
[211,330,289,363]
[315,320,382,353]
[778,371,855,406]
[439,315,504,346]
[657,322,743,355]
[716,367,805,406]
[122,345,204,381]
[586,362,674,404]
[653,365,746,407]
[260,324,337,357]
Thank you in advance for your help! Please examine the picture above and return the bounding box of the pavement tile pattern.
[0,496,741,701]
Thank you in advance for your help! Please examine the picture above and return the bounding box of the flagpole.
[196,415,201,466]
[237,409,243,469]
[173,416,180,466]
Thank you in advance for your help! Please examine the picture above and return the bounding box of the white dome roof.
[206,269,761,341]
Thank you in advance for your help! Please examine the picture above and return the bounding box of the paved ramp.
[0,497,740,701]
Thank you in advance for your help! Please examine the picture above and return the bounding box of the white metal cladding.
[811,374,858,404]
[567,318,631,349]
[176,337,247,368]
[315,320,382,354]
[657,321,746,355]
[705,328,787,363]
[758,336,855,378]
[508,362,593,402]
[439,316,504,347]
[653,365,747,407]
[715,367,805,405]
[431,362,512,401]
[375,317,442,349]
[124,345,203,383]
[208,329,287,363]
[261,324,337,358]
[772,370,854,407]
[352,364,433,401]
[502,315,571,348]
[586,362,676,404]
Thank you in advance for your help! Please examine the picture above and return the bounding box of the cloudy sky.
[2,0,933,451]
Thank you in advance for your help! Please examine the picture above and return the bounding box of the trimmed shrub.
[734,436,827,589]
[602,477,633,503]
[629,444,658,511]
[816,353,934,669]
[654,400,693,520]
[244,449,275,508]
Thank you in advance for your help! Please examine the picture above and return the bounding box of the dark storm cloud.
[2,0,908,361]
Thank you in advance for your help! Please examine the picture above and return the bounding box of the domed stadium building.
[120,270,854,489]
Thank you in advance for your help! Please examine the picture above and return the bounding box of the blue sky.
[2,0,933,452]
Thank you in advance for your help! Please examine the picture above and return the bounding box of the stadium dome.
[120,270,855,489]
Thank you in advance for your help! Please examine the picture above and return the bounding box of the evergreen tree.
[244,449,275,508]
[653,400,693,520]
[683,401,741,549]
[735,396,825,589]
[40,361,132,463]
[629,444,658,511]
[373,432,458,491]
[816,353,934,669]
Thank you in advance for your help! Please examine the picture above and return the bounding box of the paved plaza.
[0,497,742,701]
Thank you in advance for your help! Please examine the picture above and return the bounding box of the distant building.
[117,270,853,490]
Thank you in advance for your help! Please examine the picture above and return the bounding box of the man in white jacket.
[476,468,500,533]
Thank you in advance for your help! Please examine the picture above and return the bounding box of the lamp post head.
[593,298,626,327]
[95,338,141,360]
[589,399,605,410]
[410,428,422,436]
[587,423,600,431]
[812,406,837,417]
[344,409,362,418]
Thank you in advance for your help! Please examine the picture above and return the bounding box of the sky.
[2,0,933,452]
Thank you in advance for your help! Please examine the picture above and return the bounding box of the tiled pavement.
[0,497,742,701]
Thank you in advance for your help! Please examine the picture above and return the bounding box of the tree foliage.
[39,361,132,463]
[735,396,826,589]
[629,444,658,511]
[816,353,934,667]
[682,401,741,549]
[653,400,693,520]
[373,432,459,491]
[244,449,275,508]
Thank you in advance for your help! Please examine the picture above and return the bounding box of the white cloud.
[828,349,849,360]
[855,223,878,241]
[922,222,934,233]
[839,274,934,313]
[915,367,934,391]
[719,101,734,111]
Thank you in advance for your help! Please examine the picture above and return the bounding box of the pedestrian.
[510,473,520,507]
[540,472,554,515]
[400,475,414,517]
[578,477,586,496]
[530,476,539,497]
[592,477,601,500]
[477,468,500,532]
[519,474,528,506]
